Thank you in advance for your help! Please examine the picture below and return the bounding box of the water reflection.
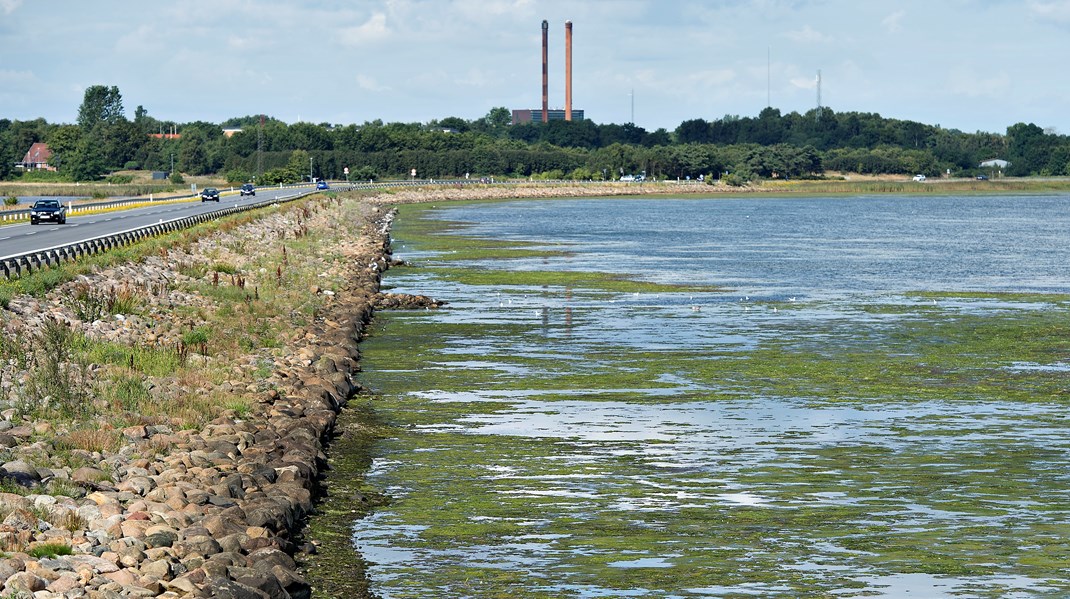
[355,196,1070,598]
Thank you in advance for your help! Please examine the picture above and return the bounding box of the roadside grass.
[0,192,360,436]
[755,177,1070,195]
[26,543,73,559]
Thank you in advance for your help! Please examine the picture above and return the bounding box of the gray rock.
[1,459,41,485]
[174,535,223,558]
[202,577,270,599]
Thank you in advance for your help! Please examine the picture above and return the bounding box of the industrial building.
[514,20,583,125]
[511,109,585,125]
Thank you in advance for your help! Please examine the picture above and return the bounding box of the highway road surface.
[0,187,308,260]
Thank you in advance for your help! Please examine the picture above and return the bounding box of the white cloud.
[356,74,390,92]
[0,0,22,15]
[115,25,166,56]
[453,0,534,21]
[785,25,831,43]
[457,68,495,88]
[882,10,905,33]
[946,69,1011,98]
[790,75,818,90]
[338,12,391,46]
[1029,1,1070,23]
[0,68,34,84]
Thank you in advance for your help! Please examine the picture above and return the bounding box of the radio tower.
[257,114,264,180]
[816,70,822,111]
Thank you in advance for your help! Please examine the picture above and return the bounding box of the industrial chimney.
[541,20,549,123]
[565,20,573,121]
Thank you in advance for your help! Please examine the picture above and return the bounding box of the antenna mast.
[257,114,264,180]
[816,69,822,111]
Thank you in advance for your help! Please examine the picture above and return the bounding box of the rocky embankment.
[0,183,681,597]
[0,195,404,597]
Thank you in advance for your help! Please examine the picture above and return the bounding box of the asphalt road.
[0,187,305,260]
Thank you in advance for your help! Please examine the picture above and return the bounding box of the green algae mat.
[306,200,1070,598]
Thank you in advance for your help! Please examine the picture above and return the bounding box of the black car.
[976,175,989,181]
[240,183,255,196]
[29,199,66,225]
[200,187,220,202]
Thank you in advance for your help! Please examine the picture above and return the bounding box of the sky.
[3,0,1070,134]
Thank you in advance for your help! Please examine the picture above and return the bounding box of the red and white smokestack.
[565,20,573,121]
[541,20,549,123]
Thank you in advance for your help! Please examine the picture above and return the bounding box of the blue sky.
[3,0,1069,134]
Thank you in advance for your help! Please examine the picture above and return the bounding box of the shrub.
[28,543,73,559]
[124,161,140,170]
[723,172,750,187]
[351,165,377,181]
[225,169,251,185]
[4,196,18,206]
[170,172,185,184]
[56,427,120,453]
[22,319,91,419]
[183,326,211,347]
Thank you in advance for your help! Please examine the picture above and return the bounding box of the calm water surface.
[354,195,1070,598]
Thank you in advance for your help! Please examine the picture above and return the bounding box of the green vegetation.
[0,192,364,435]
[26,543,73,559]
[321,206,1070,597]
[0,84,1064,186]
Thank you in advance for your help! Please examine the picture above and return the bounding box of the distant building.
[222,127,243,138]
[512,108,585,125]
[980,158,1010,169]
[16,142,55,171]
[149,133,182,140]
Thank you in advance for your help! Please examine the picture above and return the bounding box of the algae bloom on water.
[322,196,1070,598]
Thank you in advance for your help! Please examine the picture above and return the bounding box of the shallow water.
[353,196,1070,598]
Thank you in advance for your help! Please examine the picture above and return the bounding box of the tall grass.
[0,183,179,203]
[0,193,347,434]
[755,178,1070,195]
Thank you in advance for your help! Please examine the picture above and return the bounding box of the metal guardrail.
[0,182,325,223]
[0,177,681,279]
[0,189,316,279]
[1,177,675,222]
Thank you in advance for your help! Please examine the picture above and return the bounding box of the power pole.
[257,115,264,181]
[817,70,822,111]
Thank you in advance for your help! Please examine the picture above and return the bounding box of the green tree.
[481,107,512,137]
[66,134,108,181]
[287,149,312,181]
[0,121,14,180]
[178,129,210,175]
[77,85,124,131]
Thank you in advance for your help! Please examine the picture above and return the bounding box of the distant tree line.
[2,85,1069,184]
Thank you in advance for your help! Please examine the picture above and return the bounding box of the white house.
[980,159,1010,169]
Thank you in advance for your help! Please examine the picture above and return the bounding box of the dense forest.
[2,85,1067,185]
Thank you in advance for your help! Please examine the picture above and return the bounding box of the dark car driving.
[240,183,255,196]
[29,199,67,225]
[200,187,220,202]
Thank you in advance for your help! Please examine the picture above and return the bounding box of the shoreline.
[0,181,1060,597]
[0,195,397,596]
[0,183,659,597]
